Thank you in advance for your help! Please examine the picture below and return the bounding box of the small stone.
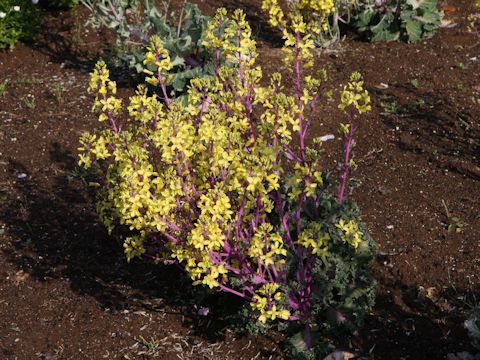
[198,307,209,316]
[319,134,335,142]
[447,352,478,360]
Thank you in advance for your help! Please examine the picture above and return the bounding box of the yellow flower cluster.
[339,71,371,114]
[296,0,336,13]
[251,283,291,323]
[287,163,324,200]
[261,0,287,28]
[282,14,317,67]
[262,0,336,49]
[335,218,363,249]
[78,132,111,167]
[124,234,146,262]
[202,8,258,70]
[248,223,287,266]
[142,35,173,87]
[87,60,122,123]
[297,223,330,257]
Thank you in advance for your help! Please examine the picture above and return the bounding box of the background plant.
[466,308,480,351]
[80,0,213,93]
[79,8,377,352]
[0,0,41,50]
[352,0,443,43]
[441,200,465,233]
[40,0,78,8]
[467,1,480,42]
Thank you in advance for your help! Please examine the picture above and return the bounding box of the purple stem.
[155,51,171,106]
[215,48,221,75]
[158,216,181,232]
[293,31,306,162]
[304,324,313,349]
[281,212,295,250]
[218,283,254,302]
[283,144,303,163]
[160,230,181,244]
[174,152,199,216]
[337,108,358,204]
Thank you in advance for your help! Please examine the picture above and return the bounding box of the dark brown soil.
[0,1,479,359]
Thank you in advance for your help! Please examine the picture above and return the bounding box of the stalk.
[337,108,358,204]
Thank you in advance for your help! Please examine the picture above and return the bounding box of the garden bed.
[0,1,479,358]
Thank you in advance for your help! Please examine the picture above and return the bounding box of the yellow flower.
[251,283,290,323]
[298,223,330,256]
[336,219,363,249]
[339,72,372,114]
[262,0,336,50]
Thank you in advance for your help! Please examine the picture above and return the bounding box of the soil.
[0,1,479,359]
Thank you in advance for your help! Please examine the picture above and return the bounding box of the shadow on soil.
[27,7,98,72]
[357,263,478,359]
[217,0,283,47]
[371,84,480,180]
[0,142,279,345]
[27,8,144,88]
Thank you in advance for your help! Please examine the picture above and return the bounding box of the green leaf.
[289,331,309,353]
[170,55,185,67]
[353,0,441,43]
[134,63,143,73]
[356,10,375,28]
[149,15,171,36]
[405,19,423,42]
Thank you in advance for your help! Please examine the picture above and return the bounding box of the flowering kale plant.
[81,0,212,93]
[0,0,40,49]
[79,8,377,350]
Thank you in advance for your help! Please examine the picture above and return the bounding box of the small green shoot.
[441,200,465,233]
[16,76,45,85]
[51,81,66,104]
[410,79,419,89]
[136,335,161,356]
[70,6,83,48]
[379,95,398,115]
[0,78,9,97]
[22,94,36,110]
[409,98,425,111]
